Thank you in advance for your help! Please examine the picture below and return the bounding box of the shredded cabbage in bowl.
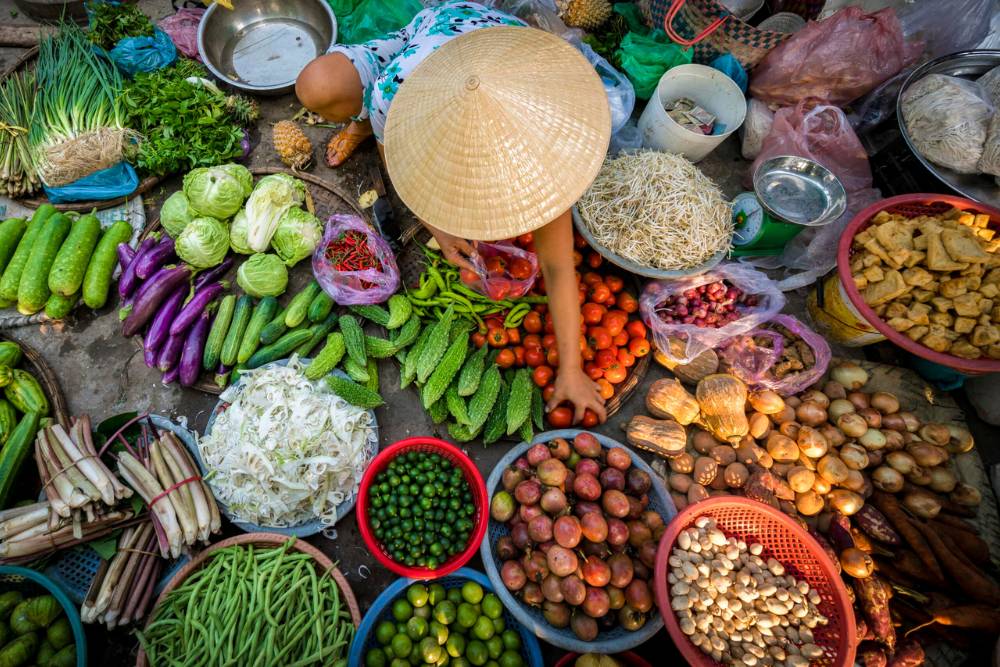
[199,358,375,528]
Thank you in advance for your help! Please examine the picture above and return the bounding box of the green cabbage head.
[176,216,230,268]
[245,173,307,252]
[218,163,253,198]
[160,191,196,238]
[272,207,322,266]
[229,209,253,255]
[183,165,249,219]
[237,253,288,298]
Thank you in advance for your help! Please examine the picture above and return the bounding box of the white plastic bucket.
[638,64,748,162]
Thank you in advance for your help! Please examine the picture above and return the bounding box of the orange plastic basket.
[654,498,856,667]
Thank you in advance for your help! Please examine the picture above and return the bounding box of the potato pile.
[849,207,1000,360]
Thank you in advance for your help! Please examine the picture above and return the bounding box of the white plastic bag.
[740,99,774,160]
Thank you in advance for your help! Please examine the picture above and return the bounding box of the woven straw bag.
[650,0,824,69]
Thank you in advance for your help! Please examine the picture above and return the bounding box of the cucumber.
[245,328,312,369]
[0,219,26,277]
[82,220,132,310]
[17,213,72,315]
[48,213,102,296]
[220,295,253,367]
[307,291,334,323]
[203,294,235,371]
[237,297,278,364]
[259,304,290,345]
[0,411,41,508]
[0,206,55,303]
[294,313,338,357]
[44,292,78,320]
[284,281,320,328]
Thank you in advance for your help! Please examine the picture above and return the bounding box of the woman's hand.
[425,224,476,273]
[546,364,607,425]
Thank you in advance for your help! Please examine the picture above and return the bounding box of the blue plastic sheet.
[43,162,139,204]
[710,54,748,93]
[110,29,177,76]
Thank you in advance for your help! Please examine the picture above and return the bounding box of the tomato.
[578,289,588,305]
[602,311,628,337]
[495,349,515,368]
[573,232,588,249]
[594,348,617,369]
[524,348,545,368]
[588,327,612,350]
[618,348,636,368]
[581,303,606,325]
[547,405,573,428]
[626,320,647,340]
[589,284,612,305]
[523,334,542,351]
[581,345,595,362]
[584,363,603,381]
[509,258,534,280]
[487,328,509,347]
[460,268,479,285]
[522,311,543,334]
[628,337,650,357]
[544,313,555,334]
[604,362,627,384]
[546,348,559,367]
[472,332,486,348]
[506,328,521,345]
[596,378,615,400]
[586,252,603,269]
[486,314,504,328]
[581,409,599,428]
[605,275,624,293]
[513,346,526,367]
[485,256,506,275]
[534,277,545,294]
[616,291,639,313]
[572,250,583,267]
[542,384,556,402]
[515,232,533,246]
[543,334,557,350]
[612,331,630,347]
[533,303,547,313]
[582,272,603,287]
[532,365,554,387]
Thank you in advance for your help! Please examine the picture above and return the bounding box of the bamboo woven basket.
[0,333,70,427]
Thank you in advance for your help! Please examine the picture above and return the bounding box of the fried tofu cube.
[908,303,931,325]
[943,228,991,263]
[974,214,991,228]
[906,325,929,342]
[981,314,993,326]
[957,212,977,227]
[931,297,953,313]
[855,228,874,245]
[853,275,868,290]
[972,325,1000,347]
[851,257,866,273]
[949,339,981,359]
[874,304,888,317]
[981,283,1000,300]
[886,302,908,319]
[992,305,1000,321]
[985,268,1000,285]
[897,293,914,305]
[862,270,910,306]
[939,277,968,298]
[888,317,914,332]
[977,228,996,242]
[988,344,1000,360]
[954,316,977,334]
[903,250,927,268]
[921,325,953,352]
[966,276,983,291]
[872,211,892,224]
[927,230,970,272]
[981,298,994,314]
[862,251,882,268]
[954,293,982,317]
[914,234,929,251]
[912,288,934,303]
[864,266,885,283]
[902,267,934,288]
[930,312,954,327]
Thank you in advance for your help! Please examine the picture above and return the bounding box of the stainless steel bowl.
[753,155,847,227]
[897,50,1000,208]
[197,0,337,95]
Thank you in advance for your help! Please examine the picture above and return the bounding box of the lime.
[365,648,387,667]
[486,662,500,667]
[466,640,489,666]
[421,637,443,663]
[447,588,463,605]
[452,659,472,667]
[456,603,478,629]
[429,620,450,645]
[392,599,414,622]
[498,651,524,667]
[446,633,466,658]
[491,617,505,634]
[461,581,484,605]
[375,620,397,645]
[389,659,409,667]
[472,616,495,641]
[406,616,428,641]
[500,630,521,652]
[407,584,429,608]
[481,594,502,620]
[413,605,431,620]
[485,636,503,660]
[429,583,448,605]
[433,600,457,625]
[390,633,413,659]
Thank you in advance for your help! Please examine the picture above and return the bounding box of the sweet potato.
[934,512,979,534]
[809,527,841,573]
[872,492,944,583]
[891,549,945,587]
[827,513,856,552]
[911,519,1000,605]
[853,574,896,652]
[925,604,1000,633]
[855,504,902,545]
[860,645,887,667]
[931,518,991,566]
[887,639,924,667]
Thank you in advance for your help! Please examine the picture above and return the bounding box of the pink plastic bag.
[718,315,831,396]
[467,242,539,301]
[158,8,205,61]
[312,214,400,305]
[749,7,921,107]
[639,263,785,364]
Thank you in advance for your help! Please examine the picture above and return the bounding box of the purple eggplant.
[119,236,158,299]
[117,243,136,272]
[179,309,213,386]
[122,265,192,338]
[146,286,188,355]
[142,332,159,368]
[157,333,186,373]
[135,237,176,280]
[161,366,179,385]
[193,256,235,291]
[169,281,227,337]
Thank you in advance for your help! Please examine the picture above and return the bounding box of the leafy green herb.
[87,2,155,51]
[581,12,629,67]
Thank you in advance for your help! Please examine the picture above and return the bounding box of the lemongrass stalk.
[5,521,50,543]
[117,453,182,558]
[46,426,101,504]
[0,510,135,558]
[81,557,111,623]
[0,504,49,539]
[149,440,196,546]
[52,424,115,505]
[93,525,140,617]
[157,434,206,542]
[77,416,130,499]
[104,523,152,628]
[119,539,157,626]
[0,502,48,524]
[39,432,85,514]
[164,432,219,535]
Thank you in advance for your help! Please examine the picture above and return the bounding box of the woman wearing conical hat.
[297,1,612,424]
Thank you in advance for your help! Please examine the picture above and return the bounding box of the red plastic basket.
[655,497,856,667]
[553,652,652,667]
[836,193,1000,375]
[356,437,488,580]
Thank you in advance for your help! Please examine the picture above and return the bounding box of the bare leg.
[295,52,374,167]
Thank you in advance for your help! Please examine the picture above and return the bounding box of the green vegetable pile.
[87,1,154,51]
[0,590,76,667]
[367,450,475,570]
[0,339,50,510]
[137,538,353,666]
[364,581,526,667]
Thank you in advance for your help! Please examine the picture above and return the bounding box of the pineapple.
[556,0,612,30]
[225,95,260,126]
[272,120,313,170]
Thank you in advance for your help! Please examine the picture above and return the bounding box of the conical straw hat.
[384,26,611,241]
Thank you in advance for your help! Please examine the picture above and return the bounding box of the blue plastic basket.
[347,567,543,667]
[479,429,677,654]
[0,565,87,667]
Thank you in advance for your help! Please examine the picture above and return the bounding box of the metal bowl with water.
[198,0,337,95]
[753,155,847,227]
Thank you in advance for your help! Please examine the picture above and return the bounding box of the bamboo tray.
[0,332,69,427]
[135,532,360,667]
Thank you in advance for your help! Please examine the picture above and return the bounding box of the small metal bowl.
[198,0,337,95]
[753,155,847,227]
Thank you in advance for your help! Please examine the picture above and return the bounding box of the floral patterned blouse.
[328,1,525,142]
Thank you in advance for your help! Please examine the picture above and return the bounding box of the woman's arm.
[534,210,607,424]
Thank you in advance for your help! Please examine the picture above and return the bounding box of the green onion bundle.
[0,70,39,197]
[30,23,130,187]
